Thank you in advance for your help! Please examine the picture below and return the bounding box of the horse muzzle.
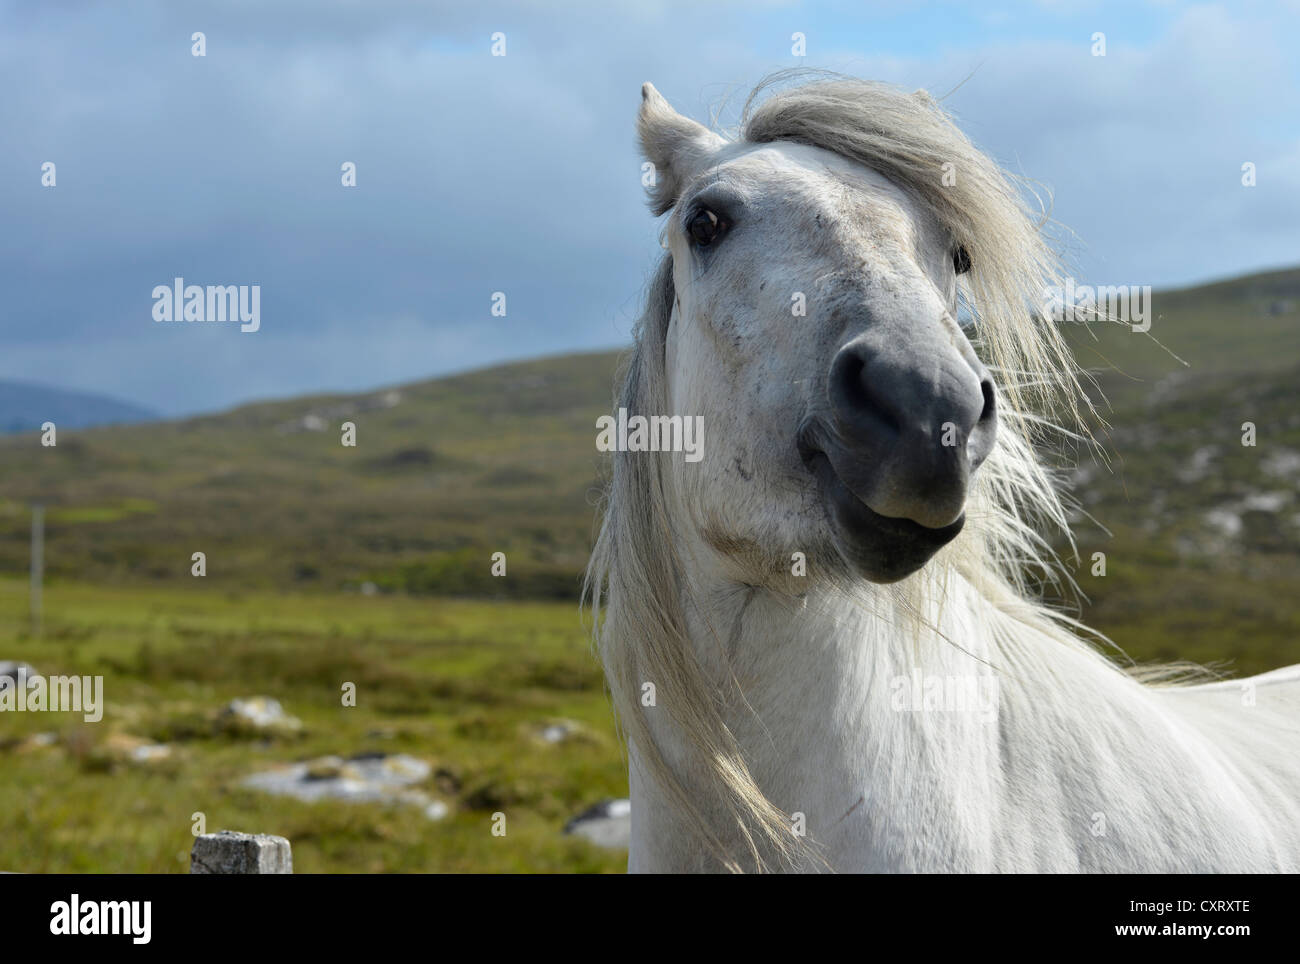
[799,332,998,583]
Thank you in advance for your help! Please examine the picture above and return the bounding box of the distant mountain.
[0,380,157,434]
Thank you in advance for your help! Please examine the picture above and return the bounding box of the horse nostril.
[829,344,902,438]
[978,377,996,425]
[967,375,998,471]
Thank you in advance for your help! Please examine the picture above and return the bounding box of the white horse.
[586,74,1300,873]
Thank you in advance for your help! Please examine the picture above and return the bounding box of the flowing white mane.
[585,73,1300,873]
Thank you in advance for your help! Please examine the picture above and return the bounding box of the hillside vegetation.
[1056,266,1300,675]
[0,351,620,599]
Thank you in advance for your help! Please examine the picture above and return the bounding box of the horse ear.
[639,82,725,216]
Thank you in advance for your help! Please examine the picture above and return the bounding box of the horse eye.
[952,245,972,275]
[687,208,726,247]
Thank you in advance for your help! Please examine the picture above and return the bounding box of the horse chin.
[801,448,966,584]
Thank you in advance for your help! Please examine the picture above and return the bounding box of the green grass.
[0,578,627,873]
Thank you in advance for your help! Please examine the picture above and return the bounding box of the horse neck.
[629,548,1015,870]
[630,540,1153,872]
[675,551,1009,733]
[683,558,1015,761]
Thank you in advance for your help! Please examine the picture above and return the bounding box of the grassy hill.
[1056,265,1300,674]
[0,351,622,599]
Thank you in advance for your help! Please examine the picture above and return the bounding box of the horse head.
[639,82,997,584]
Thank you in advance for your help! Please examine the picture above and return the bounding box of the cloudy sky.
[3,0,1297,415]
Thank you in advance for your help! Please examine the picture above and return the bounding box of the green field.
[0,579,626,873]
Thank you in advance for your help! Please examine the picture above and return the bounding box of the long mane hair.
[584,72,1111,872]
